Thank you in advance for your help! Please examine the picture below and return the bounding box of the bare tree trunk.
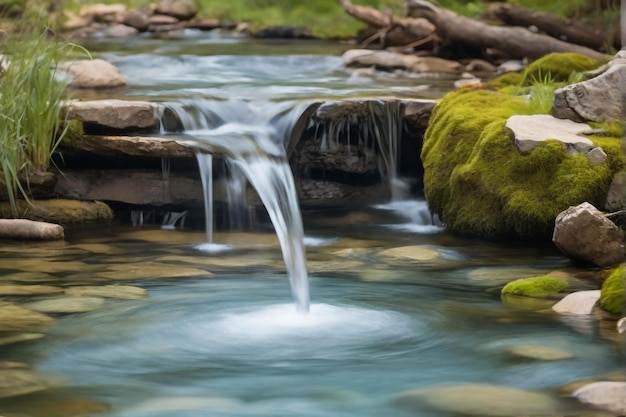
[404,0,608,61]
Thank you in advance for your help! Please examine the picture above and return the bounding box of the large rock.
[155,0,198,20]
[0,200,114,224]
[64,100,160,134]
[60,134,194,157]
[122,9,150,31]
[0,219,64,240]
[59,59,127,89]
[552,202,625,267]
[574,381,626,415]
[552,51,626,123]
[0,302,56,331]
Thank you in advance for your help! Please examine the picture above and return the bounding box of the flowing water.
[0,34,624,417]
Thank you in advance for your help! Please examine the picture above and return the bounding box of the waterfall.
[162,99,311,312]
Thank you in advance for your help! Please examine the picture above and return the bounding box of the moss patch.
[502,275,568,298]
[0,199,114,224]
[521,52,604,85]
[421,87,624,239]
[600,265,625,315]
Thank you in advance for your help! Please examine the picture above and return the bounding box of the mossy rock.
[0,199,113,224]
[485,72,523,89]
[501,276,568,298]
[521,52,604,86]
[600,265,624,315]
[421,87,623,239]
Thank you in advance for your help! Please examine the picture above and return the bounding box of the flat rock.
[59,59,127,89]
[97,262,209,280]
[64,100,160,133]
[552,290,601,315]
[0,285,63,296]
[507,345,575,361]
[0,199,114,224]
[65,285,147,299]
[378,245,440,261]
[0,219,64,240]
[574,381,626,414]
[23,297,105,313]
[343,49,460,73]
[0,302,56,331]
[0,333,45,346]
[155,0,198,20]
[506,114,595,154]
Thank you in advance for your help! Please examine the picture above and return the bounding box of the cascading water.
[162,99,311,312]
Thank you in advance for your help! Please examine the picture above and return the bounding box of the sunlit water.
[0,34,622,417]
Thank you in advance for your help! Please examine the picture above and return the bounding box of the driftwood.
[340,0,435,48]
[404,0,608,61]
[486,2,614,51]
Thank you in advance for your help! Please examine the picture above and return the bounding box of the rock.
[62,10,89,31]
[0,285,63,296]
[394,384,560,416]
[185,18,221,31]
[552,202,625,267]
[0,219,64,240]
[148,14,180,25]
[585,146,607,165]
[378,246,440,261]
[155,0,197,20]
[605,171,626,211]
[23,297,105,314]
[403,100,436,129]
[0,369,61,398]
[343,49,461,73]
[0,302,56,331]
[501,275,567,298]
[64,100,160,134]
[105,23,139,37]
[65,285,147,300]
[0,333,45,346]
[123,9,150,31]
[59,59,127,89]
[618,317,625,334]
[505,114,595,154]
[507,345,575,361]
[552,51,626,123]
[59,134,193,157]
[552,290,601,315]
[94,262,208,280]
[0,200,114,224]
[574,381,626,415]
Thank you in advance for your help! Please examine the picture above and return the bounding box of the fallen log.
[404,0,609,61]
[486,2,614,51]
[0,219,64,240]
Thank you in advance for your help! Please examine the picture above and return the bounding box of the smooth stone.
[97,262,209,280]
[157,255,266,268]
[331,248,374,258]
[70,243,122,254]
[379,245,440,261]
[507,345,575,361]
[59,59,127,89]
[574,381,626,415]
[506,114,595,154]
[552,290,601,315]
[5,272,58,283]
[116,229,205,244]
[467,267,548,284]
[307,260,366,273]
[618,317,625,334]
[395,383,561,416]
[23,297,105,314]
[65,285,147,300]
[0,219,64,240]
[0,302,56,331]
[0,259,89,273]
[0,333,45,346]
[0,369,61,398]
[0,285,63,296]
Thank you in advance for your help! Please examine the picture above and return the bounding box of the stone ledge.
[60,135,195,158]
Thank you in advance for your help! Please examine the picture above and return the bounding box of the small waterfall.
[162,99,311,312]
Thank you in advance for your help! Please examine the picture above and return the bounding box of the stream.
[0,32,624,417]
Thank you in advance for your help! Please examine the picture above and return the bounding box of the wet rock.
[507,345,575,361]
[552,202,625,267]
[65,285,147,300]
[105,23,139,37]
[0,369,62,398]
[505,114,596,154]
[123,9,150,31]
[185,18,221,31]
[97,262,208,280]
[307,259,366,273]
[60,134,193,157]
[0,285,63,296]
[0,258,88,274]
[394,383,561,416]
[155,0,197,20]
[617,317,625,334]
[23,297,105,314]
[0,333,45,346]
[552,290,601,315]
[574,381,626,415]
[0,219,64,240]
[158,255,263,268]
[500,294,557,311]
[379,245,440,261]
[0,199,114,224]
[0,302,56,331]
[64,100,160,134]
[59,59,127,89]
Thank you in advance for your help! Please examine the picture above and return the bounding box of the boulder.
[59,59,126,89]
[552,51,626,123]
[552,202,625,267]
[574,381,626,415]
[105,23,139,37]
[0,219,64,240]
[64,100,160,133]
[155,0,198,20]
[123,9,150,31]
[551,290,601,315]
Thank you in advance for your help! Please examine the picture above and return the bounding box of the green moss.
[485,72,523,89]
[521,52,604,86]
[421,88,624,239]
[501,275,568,298]
[600,265,625,315]
[0,199,114,224]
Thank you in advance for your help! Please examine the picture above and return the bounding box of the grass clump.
[0,31,73,215]
[502,275,568,298]
[421,87,624,239]
[600,265,624,315]
[521,52,605,86]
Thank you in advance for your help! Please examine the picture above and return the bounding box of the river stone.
[505,114,595,154]
[71,243,121,255]
[500,294,556,311]
[378,246,440,261]
[331,248,374,258]
[98,262,208,280]
[158,255,263,268]
[574,381,626,414]
[23,297,105,314]
[65,285,147,300]
[0,219,64,241]
[0,302,55,331]
[0,369,61,398]
[64,100,159,133]
[507,345,575,361]
[0,285,63,296]
[0,333,45,346]
[605,171,626,211]
[467,267,548,284]
[0,199,114,224]
[1,258,89,274]
[552,202,625,267]
[618,317,625,334]
[59,59,127,89]
[395,384,560,416]
[307,259,366,273]
[123,9,150,31]
[106,23,139,37]
[5,272,57,284]
[155,0,197,20]
[552,290,601,315]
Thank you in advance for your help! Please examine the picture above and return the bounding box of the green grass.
[0,31,75,214]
